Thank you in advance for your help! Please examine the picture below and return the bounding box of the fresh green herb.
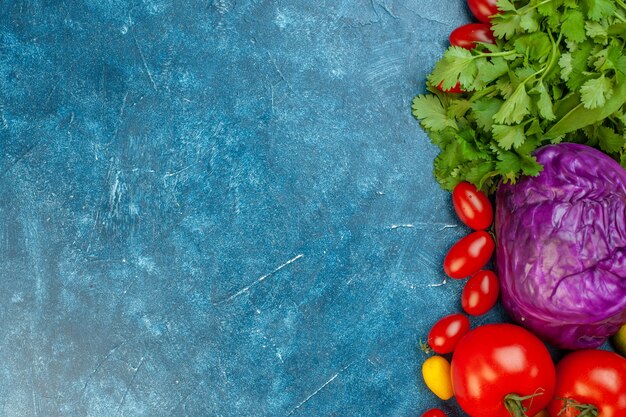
[412,0,626,193]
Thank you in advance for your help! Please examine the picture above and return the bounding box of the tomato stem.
[557,398,599,417]
[504,390,545,417]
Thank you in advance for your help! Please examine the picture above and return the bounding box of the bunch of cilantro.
[412,0,626,193]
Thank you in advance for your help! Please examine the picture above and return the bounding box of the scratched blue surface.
[0,1,507,416]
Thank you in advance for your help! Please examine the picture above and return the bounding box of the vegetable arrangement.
[414,1,626,417]
[412,0,626,193]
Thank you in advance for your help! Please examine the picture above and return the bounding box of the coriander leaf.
[496,0,516,12]
[562,9,587,43]
[474,57,509,88]
[547,82,626,137]
[494,83,531,124]
[526,118,543,136]
[580,75,614,109]
[559,53,573,81]
[412,95,459,131]
[428,127,457,147]
[447,99,472,119]
[597,125,624,153]
[585,21,608,42]
[493,124,526,150]
[428,46,477,91]
[514,33,552,62]
[457,134,486,161]
[520,154,543,176]
[566,41,594,90]
[520,9,539,33]
[584,0,616,21]
[496,75,515,99]
[531,82,557,120]
[496,151,522,180]
[537,0,559,17]
[471,98,504,131]
[492,14,522,39]
[604,42,624,72]
[617,56,626,75]
[608,22,626,38]
[465,161,497,190]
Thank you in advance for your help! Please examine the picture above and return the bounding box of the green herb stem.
[614,11,626,23]
[475,50,520,59]
[539,32,562,83]
[521,0,555,13]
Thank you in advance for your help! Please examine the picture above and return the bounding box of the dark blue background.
[0,1,506,415]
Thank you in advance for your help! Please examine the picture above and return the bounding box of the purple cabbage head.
[496,143,626,349]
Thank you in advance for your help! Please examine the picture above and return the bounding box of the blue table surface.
[0,1,509,416]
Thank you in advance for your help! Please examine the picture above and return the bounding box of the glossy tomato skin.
[422,355,454,400]
[547,350,626,417]
[462,270,499,316]
[444,231,494,279]
[422,409,446,417]
[449,23,495,50]
[467,0,499,23]
[428,313,471,354]
[452,324,556,417]
[452,182,493,230]
[437,80,463,94]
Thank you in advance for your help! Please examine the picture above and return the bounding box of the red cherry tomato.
[467,0,499,23]
[443,231,494,279]
[437,80,463,94]
[547,350,626,417]
[452,324,556,417]
[449,23,495,50]
[452,182,493,230]
[461,270,499,316]
[422,409,446,417]
[428,313,471,354]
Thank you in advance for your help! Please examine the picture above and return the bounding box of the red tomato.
[452,182,493,230]
[461,270,499,316]
[449,23,495,50]
[437,80,463,94]
[467,0,499,23]
[428,313,471,354]
[443,231,494,279]
[547,350,626,417]
[422,409,446,417]
[452,324,556,417]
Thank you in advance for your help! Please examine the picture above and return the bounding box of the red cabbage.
[496,143,626,349]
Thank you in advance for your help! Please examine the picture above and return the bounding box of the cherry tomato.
[452,324,556,417]
[467,0,499,23]
[422,355,454,401]
[452,182,493,230]
[534,411,549,417]
[443,231,494,279]
[461,270,499,316]
[436,24,495,93]
[428,313,470,354]
[449,23,495,50]
[422,409,446,417]
[437,80,463,94]
[547,350,626,417]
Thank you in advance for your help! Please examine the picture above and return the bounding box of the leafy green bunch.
[412,0,626,193]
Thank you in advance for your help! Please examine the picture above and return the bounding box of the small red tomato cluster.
[445,182,499,315]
